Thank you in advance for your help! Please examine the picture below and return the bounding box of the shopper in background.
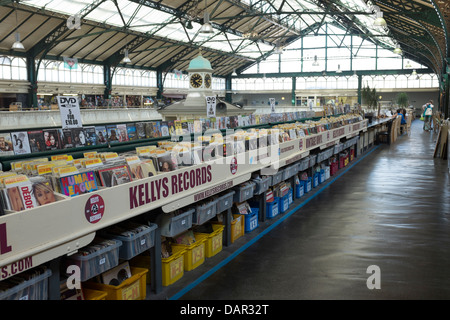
[422,100,434,131]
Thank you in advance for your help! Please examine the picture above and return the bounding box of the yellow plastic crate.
[129,254,152,285]
[195,224,225,258]
[82,288,107,300]
[231,214,245,243]
[83,267,148,300]
[161,250,185,287]
[172,237,206,271]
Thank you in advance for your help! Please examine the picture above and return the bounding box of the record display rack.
[0,117,369,300]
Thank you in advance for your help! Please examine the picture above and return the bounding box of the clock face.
[190,73,203,88]
[204,74,211,88]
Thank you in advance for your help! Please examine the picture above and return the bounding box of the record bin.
[0,268,52,300]
[216,190,235,213]
[171,235,207,271]
[194,224,225,258]
[233,181,255,203]
[193,199,218,225]
[266,198,279,219]
[158,209,194,237]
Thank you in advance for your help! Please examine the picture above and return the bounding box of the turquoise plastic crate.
[318,169,325,184]
[244,208,259,233]
[302,177,312,193]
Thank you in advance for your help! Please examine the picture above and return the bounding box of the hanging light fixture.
[199,0,214,35]
[312,55,319,66]
[11,3,25,50]
[336,64,342,73]
[393,43,402,55]
[122,49,131,64]
[405,60,412,68]
[232,69,237,76]
[274,40,283,54]
[373,5,387,27]
[185,19,193,30]
[412,69,417,76]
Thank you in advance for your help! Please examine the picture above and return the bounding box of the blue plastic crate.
[266,198,279,219]
[313,172,319,188]
[302,177,312,193]
[288,188,293,206]
[296,182,304,198]
[318,169,325,184]
[279,195,289,213]
[244,208,259,233]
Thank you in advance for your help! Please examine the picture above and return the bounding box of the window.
[0,56,27,80]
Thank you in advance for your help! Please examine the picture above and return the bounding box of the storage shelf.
[0,119,368,283]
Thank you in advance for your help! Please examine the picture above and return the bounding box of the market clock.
[204,73,211,88]
[190,73,203,88]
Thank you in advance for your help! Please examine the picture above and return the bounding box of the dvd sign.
[57,96,83,129]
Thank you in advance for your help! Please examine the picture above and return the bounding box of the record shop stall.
[0,111,369,300]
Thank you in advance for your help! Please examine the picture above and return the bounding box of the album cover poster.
[106,125,119,143]
[27,130,45,153]
[0,132,14,156]
[95,126,108,145]
[43,129,62,150]
[135,122,146,140]
[84,126,97,146]
[60,129,74,149]
[126,123,137,141]
[71,127,87,148]
[128,160,157,180]
[29,176,56,206]
[229,116,238,128]
[116,124,128,142]
[59,171,98,197]
[167,120,175,136]
[11,131,31,155]
[97,165,132,187]
[152,152,178,173]
[144,122,154,138]
[160,121,169,137]
[3,175,37,211]
[151,121,161,138]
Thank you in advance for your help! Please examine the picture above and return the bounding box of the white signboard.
[57,96,82,129]
[269,98,276,113]
[206,96,216,118]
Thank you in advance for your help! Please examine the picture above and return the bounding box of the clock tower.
[184,53,214,107]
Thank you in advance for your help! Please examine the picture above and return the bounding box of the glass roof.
[23,0,395,58]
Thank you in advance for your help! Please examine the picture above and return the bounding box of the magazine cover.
[0,132,14,156]
[95,126,108,144]
[135,122,146,139]
[106,125,120,143]
[27,130,46,153]
[43,129,62,150]
[84,126,97,146]
[11,131,31,155]
[97,165,132,187]
[160,121,169,137]
[59,171,98,197]
[116,124,128,142]
[71,127,87,148]
[61,129,74,149]
[126,123,137,141]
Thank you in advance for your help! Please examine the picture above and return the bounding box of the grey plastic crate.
[317,148,334,163]
[105,223,158,260]
[233,181,255,202]
[216,190,235,213]
[0,269,52,300]
[159,209,194,237]
[193,199,218,225]
[270,170,283,186]
[334,143,343,154]
[252,176,271,195]
[298,157,310,171]
[309,154,317,167]
[282,166,296,180]
[64,239,122,282]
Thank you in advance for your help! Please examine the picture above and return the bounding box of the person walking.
[422,100,434,131]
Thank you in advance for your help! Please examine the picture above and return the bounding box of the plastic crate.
[105,223,158,260]
[278,195,289,213]
[83,267,148,300]
[243,208,259,233]
[216,191,235,213]
[270,171,283,186]
[161,250,185,286]
[195,224,225,258]
[330,162,338,176]
[193,199,218,225]
[82,288,108,300]
[252,176,271,195]
[298,157,310,171]
[233,182,255,202]
[312,172,319,188]
[172,236,207,271]
[288,188,293,206]
[64,239,122,282]
[230,214,245,243]
[309,154,317,167]
[0,269,52,300]
[159,209,194,237]
[266,198,279,219]
[350,148,355,161]
[318,169,325,184]
[324,166,330,180]
[296,182,304,198]
[334,143,343,155]
[302,177,312,193]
